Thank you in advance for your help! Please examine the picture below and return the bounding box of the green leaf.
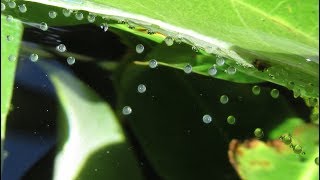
[1,14,23,173]
[39,62,143,180]
[228,124,319,180]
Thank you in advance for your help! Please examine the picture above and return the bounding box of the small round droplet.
[87,14,96,23]
[183,64,192,74]
[164,36,174,46]
[137,84,146,93]
[56,44,66,52]
[315,157,319,165]
[136,44,144,54]
[282,134,292,145]
[8,55,16,61]
[75,12,83,20]
[122,106,132,115]
[1,3,6,11]
[252,85,261,95]
[227,66,236,75]
[270,89,279,99]
[48,11,57,18]
[227,115,236,125]
[39,22,48,31]
[67,57,75,65]
[100,23,108,32]
[149,59,158,68]
[18,4,27,13]
[216,56,225,66]
[205,46,214,54]
[29,53,38,62]
[6,35,13,41]
[62,9,72,17]
[220,95,229,104]
[293,145,302,154]
[208,66,217,76]
[202,114,212,124]
[8,1,16,8]
[6,15,13,22]
[254,128,264,138]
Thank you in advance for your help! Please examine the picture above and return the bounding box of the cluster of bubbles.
[279,134,306,156]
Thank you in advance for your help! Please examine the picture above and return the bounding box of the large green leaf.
[39,62,143,180]
[228,123,319,180]
[1,14,23,173]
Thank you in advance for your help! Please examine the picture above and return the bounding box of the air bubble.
[136,44,144,54]
[87,14,96,23]
[75,12,84,20]
[192,46,199,52]
[293,145,302,154]
[62,9,72,17]
[8,1,16,8]
[315,157,319,165]
[205,46,213,54]
[29,53,38,62]
[39,22,48,31]
[56,44,67,52]
[183,64,192,74]
[100,23,108,32]
[227,66,236,75]
[6,15,13,22]
[164,36,174,46]
[137,84,146,93]
[1,3,5,11]
[270,89,279,99]
[208,66,217,76]
[8,55,16,61]
[122,106,132,115]
[202,114,212,124]
[6,35,13,41]
[227,115,236,125]
[18,4,27,13]
[67,57,75,65]
[252,85,261,95]
[149,59,158,68]
[282,134,292,145]
[254,128,264,138]
[220,95,229,104]
[147,29,155,35]
[48,11,57,18]
[216,56,225,66]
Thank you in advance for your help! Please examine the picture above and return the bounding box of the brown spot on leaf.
[252,59,271,72]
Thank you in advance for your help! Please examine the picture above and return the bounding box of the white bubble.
[39,22,48,31]
[8,55,16,61]
[137,84,146,93]
[183,64,192,74]
[48,11,57,18]
[270,89,279,99]
[6,35,13,41]
[56,44,67,52]
[202,114,212,124]
[252,85,261,95]
[164,36,174,46]
[122,106,132,115]
[8,1,16,8]
[1,3,6,11]
[216,56,225,66]
[67,57,75,65]
[87,13,96,23]
[136,44,144,54]
[29,53,39,62]
[205,46,213,54]
[75,12,83,20]
[220,95,229,104]
[6,15,13,22]
[208,66,217,76]
[62,9,72,17]
[100,23,108,32]
[149,59,158,68]
[227,66,236,75]
[18,4,27,13]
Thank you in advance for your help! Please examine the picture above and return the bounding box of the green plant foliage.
[228,124,319,180]
[39,62,143,180]
[1,14,23,173]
